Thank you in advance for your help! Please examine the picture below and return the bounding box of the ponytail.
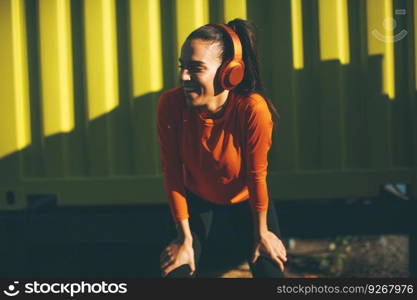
[226,18,280,133]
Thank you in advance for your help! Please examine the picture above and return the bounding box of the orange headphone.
[208,23,245,90]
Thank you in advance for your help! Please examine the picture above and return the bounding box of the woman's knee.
[163,264,197,278]
[249,256,285,278]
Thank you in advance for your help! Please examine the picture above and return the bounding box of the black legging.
[163,188,285,278]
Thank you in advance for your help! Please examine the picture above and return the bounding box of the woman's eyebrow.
[178,58,206,65]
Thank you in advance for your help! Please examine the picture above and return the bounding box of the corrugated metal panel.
[0,0,30,210]
[0,0,415,210]
[319,0,350,64]
[415,0,417,90]
[410,0,417,206]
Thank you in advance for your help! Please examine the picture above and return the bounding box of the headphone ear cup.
[215,63,226,91]
[221,61,245,90]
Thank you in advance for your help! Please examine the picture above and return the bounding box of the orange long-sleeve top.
[157,87,274,222]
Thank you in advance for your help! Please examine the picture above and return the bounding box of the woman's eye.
[177,65,201,73]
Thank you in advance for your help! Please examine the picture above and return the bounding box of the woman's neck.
[199,90,230,115]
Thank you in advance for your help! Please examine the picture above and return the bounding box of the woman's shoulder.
[234,91,272,127]
[235,91,269,112]
[158,87,185,106]
[157,88,186,122]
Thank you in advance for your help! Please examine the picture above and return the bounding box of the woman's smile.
[183,86,200,94]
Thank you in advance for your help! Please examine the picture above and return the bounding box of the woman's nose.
[180,68,191,81]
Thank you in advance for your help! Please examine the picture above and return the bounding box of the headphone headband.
[208,23,243,62]
[207,23,245,90]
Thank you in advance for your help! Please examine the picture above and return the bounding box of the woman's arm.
[175,218,193,242]
[157,91,195,276]
[244,98,273,223]
[156,90,190,222]
[252,209,268,236]
[244,98,287,270]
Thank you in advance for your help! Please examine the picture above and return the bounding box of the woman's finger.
[189,256,196,275]
[271,243,285,261]
[160,255,173,268]
[160,249,174,263]
[273,243,286,258]
[162,262,180,277]
[273,243,286,262]
[278,240,287,257]
[251,248,260,264]
[267,247,287,263]
[277,251,287,263]
[271,254,285,272]
[251,252,260,264]
[277,244,287,259]
[160,257,175,270]
[159,252,170,264]
[160,248,172,259]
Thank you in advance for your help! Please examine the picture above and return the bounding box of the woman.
[157,18,287,278]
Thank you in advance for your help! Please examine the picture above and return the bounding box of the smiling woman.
[178,38,226,112]
[157,18,285,278]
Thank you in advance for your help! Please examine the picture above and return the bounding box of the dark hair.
[186,18,280,133]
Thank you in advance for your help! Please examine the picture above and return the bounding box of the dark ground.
[0,185,413,278]
[198,234,409,278]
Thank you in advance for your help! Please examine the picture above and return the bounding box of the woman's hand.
[251,230,287,272]
[160,238,196,277]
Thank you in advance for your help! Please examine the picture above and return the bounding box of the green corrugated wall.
[0,0,416,210]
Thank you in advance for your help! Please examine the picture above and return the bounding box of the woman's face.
[179,38,224,107]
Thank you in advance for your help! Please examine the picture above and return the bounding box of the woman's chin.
[185,94,201,106]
